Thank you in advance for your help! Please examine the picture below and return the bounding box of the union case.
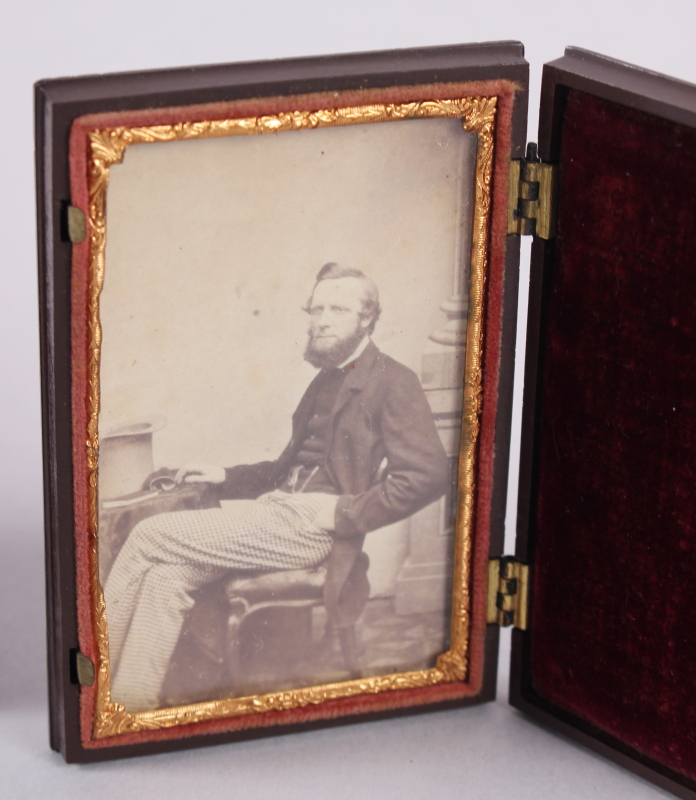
[35,41,696,799]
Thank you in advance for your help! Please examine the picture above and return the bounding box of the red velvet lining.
[68,78,518,749]
[530,90,696,779]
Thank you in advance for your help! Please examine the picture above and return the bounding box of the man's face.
[304,277,370,368]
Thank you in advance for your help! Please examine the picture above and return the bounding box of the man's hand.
[175,464,226,485]
[313,495,339,531]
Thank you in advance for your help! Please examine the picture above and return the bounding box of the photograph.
[92,104,481,718]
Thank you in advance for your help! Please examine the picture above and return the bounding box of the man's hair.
[308,262,382,334]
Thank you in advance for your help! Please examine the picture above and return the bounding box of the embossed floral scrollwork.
[82,95,497,738]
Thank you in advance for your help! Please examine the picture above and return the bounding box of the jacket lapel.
[287,372,323,453]
[330,339,379,420]
[324,340,380,483]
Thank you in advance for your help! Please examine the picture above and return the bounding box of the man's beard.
[304,326,366,369]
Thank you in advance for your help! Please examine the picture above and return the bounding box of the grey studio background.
[1,1,695,798]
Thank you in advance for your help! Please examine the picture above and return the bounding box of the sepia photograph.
[95,110,478,714]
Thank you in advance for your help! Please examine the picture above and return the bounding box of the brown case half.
[510,48,696,798]
[36,42,528,761]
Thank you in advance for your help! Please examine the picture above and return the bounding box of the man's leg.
[109,561,225,712]
[104,493,333,713]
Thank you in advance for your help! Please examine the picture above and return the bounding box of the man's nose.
[315,311,332,328]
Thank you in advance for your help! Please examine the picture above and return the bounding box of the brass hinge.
[507,143,558,240]
[487,556,529,630]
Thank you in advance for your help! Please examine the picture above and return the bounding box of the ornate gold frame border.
[83,96,497,738]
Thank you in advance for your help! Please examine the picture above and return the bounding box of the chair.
[163,537,370,704]
[223,538,370,681]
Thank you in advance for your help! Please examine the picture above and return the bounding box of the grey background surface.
[2,1,695,797]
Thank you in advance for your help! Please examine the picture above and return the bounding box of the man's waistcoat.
[219,341,450,538]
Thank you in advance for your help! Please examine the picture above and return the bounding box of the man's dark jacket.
[219,341,450,538]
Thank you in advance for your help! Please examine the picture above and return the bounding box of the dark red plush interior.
[530,89,696,779]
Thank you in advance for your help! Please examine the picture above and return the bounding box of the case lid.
[512,47,696,800]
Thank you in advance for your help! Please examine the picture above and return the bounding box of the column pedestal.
[394,333,464,615]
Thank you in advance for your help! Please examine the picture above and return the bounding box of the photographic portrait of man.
[96,115,477,712]
[104,262,450,712]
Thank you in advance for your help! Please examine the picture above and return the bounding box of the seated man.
[104,262,450,712]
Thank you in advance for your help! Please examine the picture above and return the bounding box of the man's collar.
[337,336,370,369]
[339,339,380,391]
[328,340,380,420]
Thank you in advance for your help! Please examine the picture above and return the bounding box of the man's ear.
[359,315,372,331]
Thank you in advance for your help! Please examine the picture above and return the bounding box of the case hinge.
[487,557,529,630]
[507,143,558,240]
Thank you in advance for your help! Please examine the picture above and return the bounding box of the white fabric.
[336,335,370,368]
[104,491,334,712]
